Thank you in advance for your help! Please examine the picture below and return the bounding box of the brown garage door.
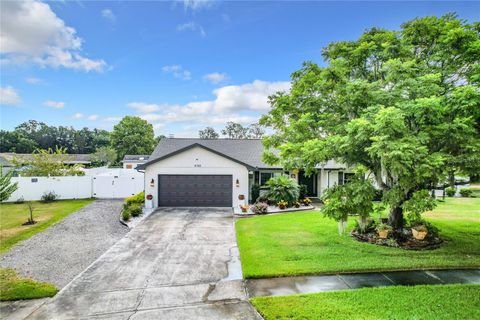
[158,174,232,207]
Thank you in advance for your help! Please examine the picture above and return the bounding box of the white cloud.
[131,80,290,133]
[128,102,161,113]
[162,65,191,80]
[1,0,106,72]
[203,72,229,84]
[43,100,64,109]
[25,76,43,84]
[181,0,215,11]
[72,112,84,119]
[101,9,116,23]
[176,21,206,38]
[0,86,21,105]
[88,114,99,121]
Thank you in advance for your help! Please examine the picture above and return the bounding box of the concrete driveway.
[27,208,261,320]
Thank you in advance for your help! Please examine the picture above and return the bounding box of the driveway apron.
[27,208,261,320]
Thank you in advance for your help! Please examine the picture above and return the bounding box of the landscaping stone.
[0,200,128,289]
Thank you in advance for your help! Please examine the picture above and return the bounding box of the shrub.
[303,197,312,206]
[277,200,288,209]
[122,209,131,221]
[14,197,25,204]
[293,201,301,208]
[125,191,145,206]
[376,223,392,232]
[445,187,456,197]
[251,202,268,214]
[299,184,308,200]
[251,183,260,203]
[130,203,143,217]
[459,188,473,197]
[265,176,299,205]
[41,191,58,203]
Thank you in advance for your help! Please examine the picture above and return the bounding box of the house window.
[338,172,355,185]
[259,171,283,186]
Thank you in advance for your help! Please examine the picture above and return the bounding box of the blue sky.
[1,1,479,137]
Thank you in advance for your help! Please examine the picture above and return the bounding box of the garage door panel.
[158,174,232,207]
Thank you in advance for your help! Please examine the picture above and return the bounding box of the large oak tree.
[261,14,480,230]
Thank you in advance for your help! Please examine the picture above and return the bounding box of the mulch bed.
[351,229,443,250]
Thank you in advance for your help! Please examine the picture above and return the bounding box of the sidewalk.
[246,269,480,297]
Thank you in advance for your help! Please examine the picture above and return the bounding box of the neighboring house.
[122,155,150,169]
[137,138,352,211]
[0,153,94,174]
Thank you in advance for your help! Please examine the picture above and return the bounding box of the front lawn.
[236,198,480,278]
[0,199,93,253]
[0,268,58,301]
[251,284,480,320]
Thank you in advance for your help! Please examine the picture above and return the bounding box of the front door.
[298,171,317,197]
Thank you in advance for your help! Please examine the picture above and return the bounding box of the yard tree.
[92,146,117,166]
[110,116,156,161]
[0,170,18,202]
[199,127,219,139]
[20,147,84,177]
[261,14,480,231]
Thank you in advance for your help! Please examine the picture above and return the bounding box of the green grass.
[236,198,480,278]
[0,199,94,253]
[251,284,480,320]
[0,268,58,301]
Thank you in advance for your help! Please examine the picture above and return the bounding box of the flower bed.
[235,204,316,217]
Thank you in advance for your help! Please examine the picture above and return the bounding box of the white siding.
[144,146,249,211]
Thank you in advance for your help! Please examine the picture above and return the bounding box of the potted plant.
[239,204,249,213]
[277,200,288,209]
[293,201,301,208]
[376,223,392,239]
[303,197,312,206]
[411,224,428,240]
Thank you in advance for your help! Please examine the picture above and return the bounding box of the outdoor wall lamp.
[150,179,155,187]
[235,179,240,187]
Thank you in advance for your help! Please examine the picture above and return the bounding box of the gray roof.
[122,155,150,163]
[139,138,346,170]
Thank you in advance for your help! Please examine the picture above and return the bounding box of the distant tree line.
[0,120,110,154]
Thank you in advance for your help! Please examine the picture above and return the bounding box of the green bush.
[125,192,145,206]
[445,187,456,197]
[128,203,143,217]
[265,176,300,205]
[459,188,473,197]
[41,191,58,203]
[122,209,131,221]
[299,184,308,200]
[251,184,260,203]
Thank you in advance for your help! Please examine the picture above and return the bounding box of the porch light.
[235,179,240,187]
[150,179,155,187]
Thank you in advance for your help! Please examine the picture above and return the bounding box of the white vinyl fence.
[6,172,144,202]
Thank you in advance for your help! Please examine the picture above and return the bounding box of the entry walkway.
[246,269,480,297]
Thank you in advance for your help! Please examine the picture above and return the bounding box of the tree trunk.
[388,206,404,230]
[448,171,455,188]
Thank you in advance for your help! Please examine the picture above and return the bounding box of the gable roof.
[137,138,347,171]
[122,155,150,163]
[137,138,278,170]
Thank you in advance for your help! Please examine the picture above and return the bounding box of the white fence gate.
[92,176,143,198]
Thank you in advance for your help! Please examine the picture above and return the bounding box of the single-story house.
[122,155,150,169]
[137,138,353,211]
